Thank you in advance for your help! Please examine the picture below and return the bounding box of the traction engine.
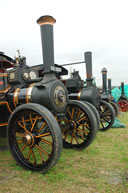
[100,68,119,117]
[118,82,128,112]
[61,52,115,131]
[0,15,98,172]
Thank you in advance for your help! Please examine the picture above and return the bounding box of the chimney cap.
[37,15,56,26]
[101,67,107,74]
[0,51,4,55]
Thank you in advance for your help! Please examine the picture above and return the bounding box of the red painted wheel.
[117,100,128,112]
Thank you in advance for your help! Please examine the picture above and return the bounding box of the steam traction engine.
[0,15,98,172]
[118,82,128,112]
[100,68,119,117]
[62,52,115,131]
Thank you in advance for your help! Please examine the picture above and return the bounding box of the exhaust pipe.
[108,78,111,94]
[121,82,124,96]
[84,52,93,86]
[37,15,56,74]
[101,68,107,93]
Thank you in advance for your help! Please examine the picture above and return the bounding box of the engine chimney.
[37,15,56,74]
[121,82,125,96]
[108,78,111,94]
[101,68,107,93]
[84,52,93,86]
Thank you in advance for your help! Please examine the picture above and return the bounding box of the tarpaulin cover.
[111,118,126,128]
[111,88,121,102]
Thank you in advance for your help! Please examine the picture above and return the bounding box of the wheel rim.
[110,102,119,117]
[118,100,128,112]
[9,109,54,169]
[99,103,113,130]
[59,104,92,149]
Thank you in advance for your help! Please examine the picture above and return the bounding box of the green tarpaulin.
[111,88,121,102]
[111,118,126,128]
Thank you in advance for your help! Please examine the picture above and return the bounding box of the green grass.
[0,112,128,193]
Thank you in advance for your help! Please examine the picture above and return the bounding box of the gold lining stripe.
[0,73,8,77]
[0,85,10,93]
[26,84,35,104]
[13,88,20,108]
[77,91,81,100]
[0,123,8,127]
[0,102,12,113]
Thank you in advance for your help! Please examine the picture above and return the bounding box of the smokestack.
[121,82,124,95]
[108,78,111,94]
[101,68,107,92]
[37,15,56,74]
[84,52,93,86]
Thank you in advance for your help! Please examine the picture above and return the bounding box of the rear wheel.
[7,103,62,173]
[99,100,115,131]
[117,100,128,112]
[59,100,97,150]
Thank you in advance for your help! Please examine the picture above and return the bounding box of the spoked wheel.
[99,100,115,131]
[59,100,97,150]
[7,103,62,173]
[110,102,119,117]
[117,100,128,112]
[83,101,100,129]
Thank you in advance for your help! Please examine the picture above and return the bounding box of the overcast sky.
[1,0,128,86]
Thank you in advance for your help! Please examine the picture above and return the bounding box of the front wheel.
[59,100,97,150]
[99,100,115,131]
[7,103,62,173]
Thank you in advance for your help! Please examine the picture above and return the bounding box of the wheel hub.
[22,133,34,146]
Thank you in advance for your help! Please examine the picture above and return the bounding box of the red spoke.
[17,116,28,132]
[77,130,85,140]
[38,149,44,163]
[79,123,88,126]
[73,133,79,144]
[17,140,22,144]
[77,128,88,135]
[70,132,74,144]
[40,138,52,146]
[16,132,23,137]
[67,108,72,118]
[76,108,81,121]
[21,144,26,153]
[71,107,74,119]
[38,122,46,133]
[26,148,31,160]
[76,116,87,123]
[30,116,38,132]
[36,133,51,138]
[31,148,36,164]
[35,144,49,157]
[29,114,33,126]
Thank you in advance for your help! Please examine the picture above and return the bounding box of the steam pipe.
[108,78,111,94]
[101,68,107,92]
[37,15,56,74]
[84,52,93,86]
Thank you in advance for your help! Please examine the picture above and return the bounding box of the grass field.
[0,112,128,193]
